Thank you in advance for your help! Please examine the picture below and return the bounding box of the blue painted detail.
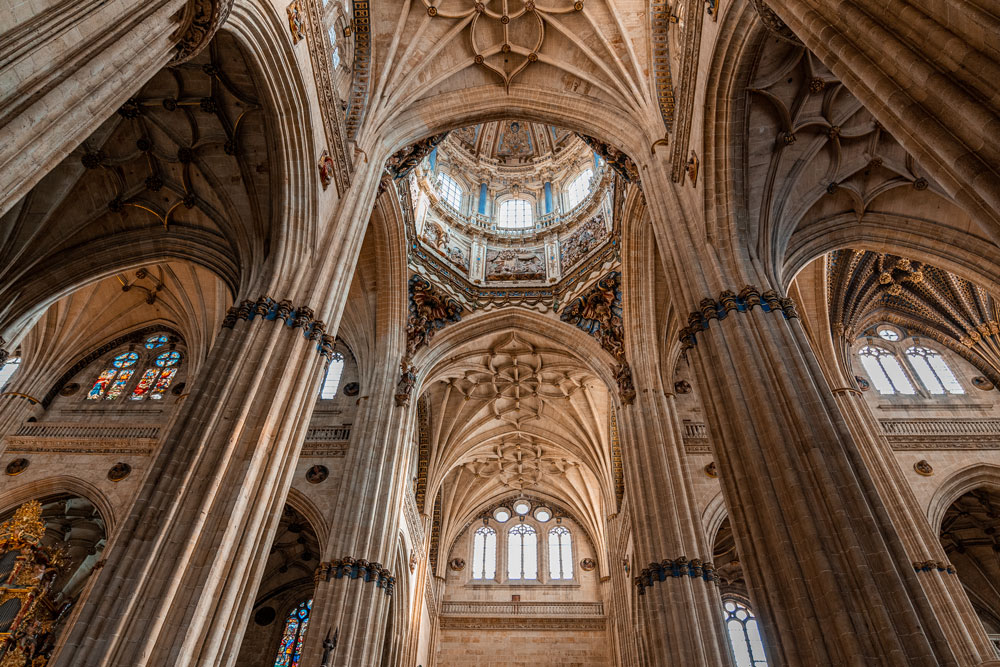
[544,182,553,214]
[478,182,488,215]
[429,148,437,171]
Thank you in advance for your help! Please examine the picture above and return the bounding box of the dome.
[448,120,579,164]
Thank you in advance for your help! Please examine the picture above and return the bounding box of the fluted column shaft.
[683,288,963,665]
[51,302,330,666]
[620,390,733,666]
[832,385,997,662]
[301,363,413,667]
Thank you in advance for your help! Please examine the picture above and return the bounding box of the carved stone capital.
[221,296,334,360]
[912,560,956,575]
[170,0,234,65]
[679,286,799,350]
[633,557,717,595]
[316,557,395,596]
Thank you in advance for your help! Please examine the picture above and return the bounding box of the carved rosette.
[170,0,234,65]
[633,557,717,595]
[315,558,395,596]
[679,286,799,350]
[221,295,336,361]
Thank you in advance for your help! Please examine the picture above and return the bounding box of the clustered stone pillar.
[301,360,414,666]
[618,363,734,666]
[679,285,970,665]
[51,296,332,666]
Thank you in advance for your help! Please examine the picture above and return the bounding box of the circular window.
[155,351,181,367]
[513,500,531,515]
[877,326,900,341]
[533,507,552,522]
[144,335,169,349]
[493,507,511,523]
[112,352,139,368]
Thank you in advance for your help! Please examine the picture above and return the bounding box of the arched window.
[723,598,768,667]
[0,357,20,392]
[905,346,965,395]
[129,351,181,400]
[857,345,915,395]
[548,525,573,580]
[436,173,463,210]
[327,26,340,67]
[319,352,345,399]
[507,523,537,580]
[472,526,497,580]
[565,168,593,209]
[273,598,312,667]
[87,352,139,400]
[497,199,533,229]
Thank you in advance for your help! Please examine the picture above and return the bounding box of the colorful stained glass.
[155,351,181,367]
[112,352,139,368]
[130,369,159,400]
[144,335,169,349]
[87,369,116,400]
[273,599,311,667]
[104,370,134,400]
[149,368,177,399]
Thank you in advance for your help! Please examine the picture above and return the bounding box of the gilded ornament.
[5,458,29,476]
[107,462,132,482]
[913,460,934,476]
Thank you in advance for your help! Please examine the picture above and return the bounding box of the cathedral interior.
[0,0,998,665]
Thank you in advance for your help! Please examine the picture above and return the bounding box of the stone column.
[679,285,971,665]
[0,0,231,216]
[51,297,333,666]
[759,0,1000,236]
[619,387,734,666]
[300,361,414,666]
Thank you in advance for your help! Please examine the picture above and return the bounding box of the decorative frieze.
[679,286,798,350]
[221,295,336,361]
[438,615,605,631]
[5,423,160,456]
[633,557,717,595]
[315,558,395,596]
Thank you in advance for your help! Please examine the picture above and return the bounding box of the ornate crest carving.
[386,133,449,180]
[406,276,464,357]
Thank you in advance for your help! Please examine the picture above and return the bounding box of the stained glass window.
[566,168,593,209]
[319,352,345,399]
[0,357,20,392]
[507,523,537,580]
[548,525,573,579]
[497,199,532,229]
[437,173,463,211]
[87,352,139,400]
[273,599,312,667]
[858,346,915,395]
[144,335,169,349]
[905,346,965,395]
[723,598,768,667]
[130,351,181,400]
[472,526,497,580]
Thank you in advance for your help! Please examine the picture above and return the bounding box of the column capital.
[633,557,718,595]
[679,285,799,350]
[221,296,337,360]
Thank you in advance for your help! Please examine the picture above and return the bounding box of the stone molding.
[634,557,717,595]
[315,557,395,596]
[4,423,161,456]
[221,296,336,361]
[679,286,798,350]
[403,491,425,550]
[438,615,606,631]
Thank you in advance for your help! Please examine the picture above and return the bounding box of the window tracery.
[723,598,768,667]
[273,598,311,667]
[472,526,497,580]
[85,335,182,402]
[857,345,915,395]
[0,357,20,391]
[905,346,964,395]
[548,525,573,580]
[507,523,537,580]
[436,173,463,211]
[497,199,532,229]
[319,352,345,399]
[565,168,593,209]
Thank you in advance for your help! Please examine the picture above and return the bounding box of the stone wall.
[435,627,609,666]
